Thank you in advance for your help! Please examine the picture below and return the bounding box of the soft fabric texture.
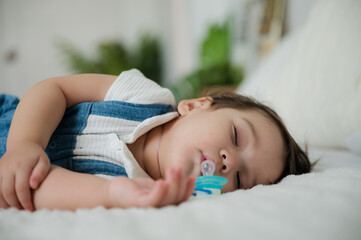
[238,0,361,149]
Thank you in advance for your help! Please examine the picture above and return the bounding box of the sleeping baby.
[0,69,311,211]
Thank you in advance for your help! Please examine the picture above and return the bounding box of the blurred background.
[0,0,315,100]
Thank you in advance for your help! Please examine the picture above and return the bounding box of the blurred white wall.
[0,0,316,97]
[0,0,170,96]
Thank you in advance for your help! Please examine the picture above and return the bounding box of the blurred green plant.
[57,34,162,84]
[170,21,243,101]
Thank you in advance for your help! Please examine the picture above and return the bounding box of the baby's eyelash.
[233,126,238,146]
[236,171,240,189]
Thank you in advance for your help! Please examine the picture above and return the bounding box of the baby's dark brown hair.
[207,91,311,183]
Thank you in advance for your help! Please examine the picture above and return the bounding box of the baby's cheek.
[165,154,191,175]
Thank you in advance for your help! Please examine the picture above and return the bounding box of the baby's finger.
[180,176,196,203]
[163,168,180,205]
[15,171,33,211]
[174,168,188,204]
[29,156,50,189]
[0,177,10,209]
[2,174,22,209]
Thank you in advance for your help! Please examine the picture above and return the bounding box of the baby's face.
[158,98,285,192]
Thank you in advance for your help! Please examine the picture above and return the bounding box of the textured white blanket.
[1,147,361,240]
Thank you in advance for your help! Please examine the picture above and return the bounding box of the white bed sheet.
[1,147,361,240]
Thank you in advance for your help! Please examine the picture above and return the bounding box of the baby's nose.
[219,149,234,174]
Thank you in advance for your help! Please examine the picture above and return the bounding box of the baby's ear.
[177,97,212,116]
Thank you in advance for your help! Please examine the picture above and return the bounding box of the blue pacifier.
[193,160,228,197]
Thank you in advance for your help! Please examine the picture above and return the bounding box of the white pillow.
[237,0,361,149]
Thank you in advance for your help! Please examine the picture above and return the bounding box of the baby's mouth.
[188,152,215,177]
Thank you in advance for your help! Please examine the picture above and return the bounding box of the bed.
[1,0,360,239]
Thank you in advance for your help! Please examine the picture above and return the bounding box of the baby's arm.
[33,166,196,210]
[0,74,116,211]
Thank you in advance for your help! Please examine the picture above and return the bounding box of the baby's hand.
[0,141,50,211]
[107,167,196,208]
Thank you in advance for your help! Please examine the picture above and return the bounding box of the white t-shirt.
[73,69,178,179]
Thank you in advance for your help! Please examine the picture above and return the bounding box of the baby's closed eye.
[233,125,239,147]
